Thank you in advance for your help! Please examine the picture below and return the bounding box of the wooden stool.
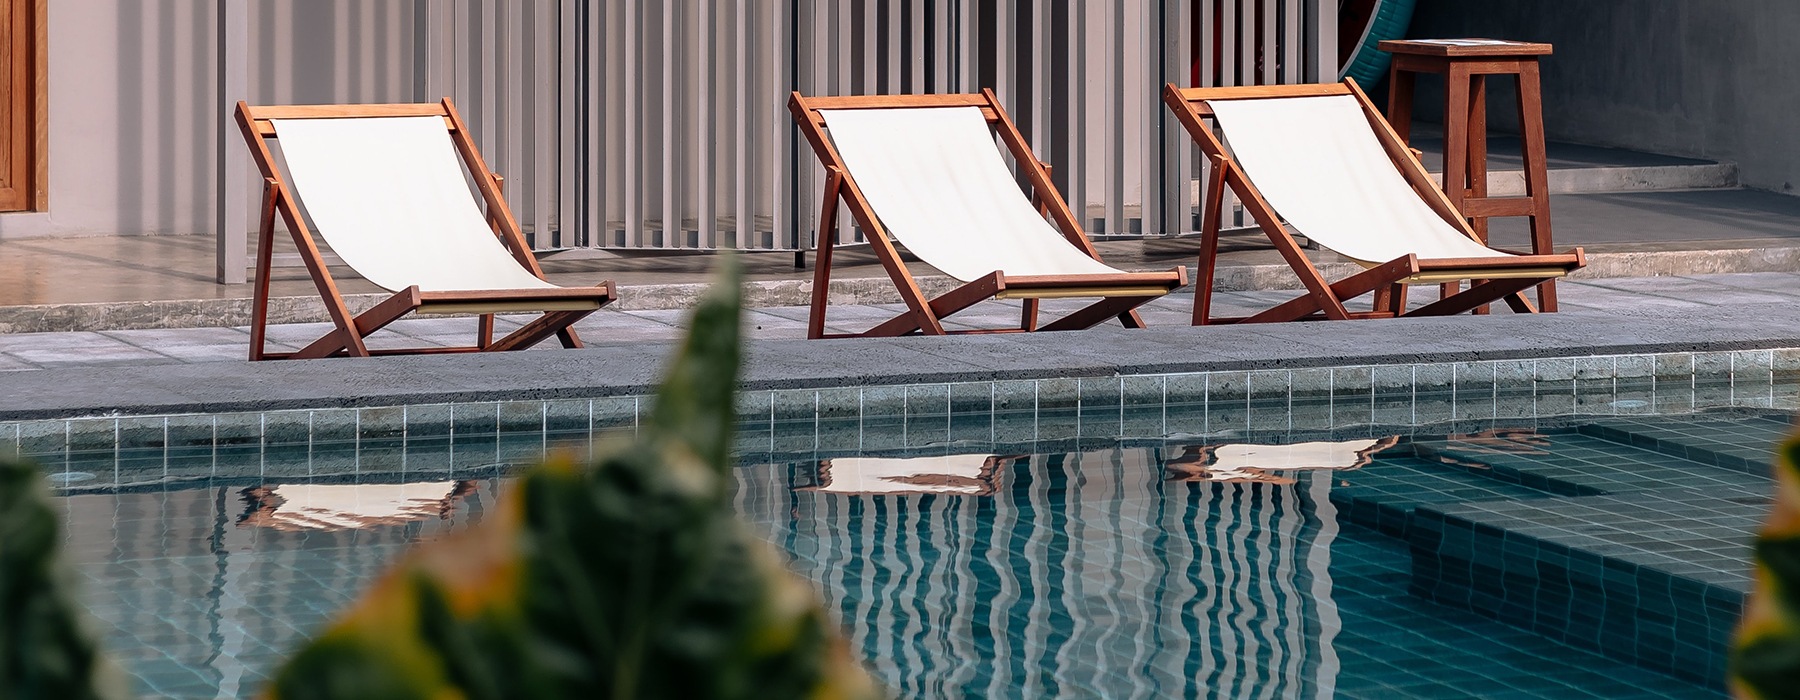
[1381,38,1559,312]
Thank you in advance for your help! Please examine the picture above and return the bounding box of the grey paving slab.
[1574,276,1800,306]
[1682,271,1800,298]
[0,354,38,371]
[18,348,182,369]
[101,327,253,349]
[1554,282,1714,312]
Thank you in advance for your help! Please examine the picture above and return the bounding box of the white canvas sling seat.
[236,100,615,360]
[789,91,1186,338]
[1162,80,1584,325]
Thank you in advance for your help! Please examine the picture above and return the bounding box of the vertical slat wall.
[235,0,1333,254]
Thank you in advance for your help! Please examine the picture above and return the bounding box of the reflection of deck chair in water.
[1166,436,1401,484]
[798,454,1022,496]
[789,90,1187,338]
[235,100,616,360]
[1162,80,1584,325]
[237,481,478,532]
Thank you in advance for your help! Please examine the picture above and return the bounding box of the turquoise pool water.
[9,375,1792,698]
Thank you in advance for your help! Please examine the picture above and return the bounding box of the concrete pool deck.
[1,270,1798,421]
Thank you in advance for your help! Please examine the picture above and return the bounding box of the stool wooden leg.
[1440,64,1472,307]
[1388,66,1417,143]
[1517,62,1558,312]
[1467,74,1490,244]
[1468,73,1492,314]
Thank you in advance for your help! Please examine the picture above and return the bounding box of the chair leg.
[1406,278,1542,317]
[1239,255,1418,324]
[557,327,584,349]
[1038,296,1158,332]
[861,273,1004,337]
[477,314,495,349]
[1020,299,1039,331]
[290,287,423,360]
[490,310,598,351]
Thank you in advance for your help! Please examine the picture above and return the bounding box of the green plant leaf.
[0,460,129,700]
[264,255,880,700]
[1734,426,1800,700]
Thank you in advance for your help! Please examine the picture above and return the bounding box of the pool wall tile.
[1121,375,1164,405]
[541,399,590,434]
[1615,355,1655,380]
[991,410,1041,445]
[1330,393,1374,428]
[771,423,819,456]
[309,408,359,444]
[1248,369,1292,400]
[1330,366,1373,396]
[856,415,908,452]
[64,417,117,454]
[115,416,166,450]
[1573,356,1614,381]
[906,383,951,418]
[1372,395,1415,427]
[949,382,994,415]
[262,410,317,446]
[994,380,1038,413]
[590,397,638,433]
[402,404,454,438]
[1119,406,1165,438]
[1414,363,1454,393]
[1077,377,1123,413]
[497,401,545,434]
[733,390,775,422]
[1494,361,1534,388]
[1693,352,1733,379]
[1291,368,1332,397]
[1371,364,1414,396]
[1209,371,1251,401]
[949,411,994,444]
[1453,361,1497,392]
[773,389,820,422]
[1774,348,1800,376]
[16,420,62,458]
[358,406,406,440]
[814,418,864,453]
[1735,350,1775,383]
[1288,400,1334,432]
[1036,378,1080,410]
[814,386,862,419]
[1164,373,1208,405]
[858,386,906,417]
[1535,358,1575,383]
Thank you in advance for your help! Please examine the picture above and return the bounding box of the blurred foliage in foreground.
[262,257,879,700]
[1736,427,1800,700]
[0,459,127,700]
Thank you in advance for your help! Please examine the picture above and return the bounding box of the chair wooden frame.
[788,89,1186,338]
[1161,79,1584,325]
[235,99,615,360]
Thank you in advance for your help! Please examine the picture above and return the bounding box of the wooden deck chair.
[788,90,1187,338]
[1162,79,1584,325]
[235,100,615,360]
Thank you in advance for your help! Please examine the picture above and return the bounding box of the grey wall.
[1408,1,1800,194]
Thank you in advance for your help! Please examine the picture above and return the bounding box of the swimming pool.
[7,364,1793,698]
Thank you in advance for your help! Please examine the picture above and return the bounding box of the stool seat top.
[1379,38,1552,57]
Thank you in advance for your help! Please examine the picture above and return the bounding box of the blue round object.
[1341,0,1420,85]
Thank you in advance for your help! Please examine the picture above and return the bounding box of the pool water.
[16,393,1792,698]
